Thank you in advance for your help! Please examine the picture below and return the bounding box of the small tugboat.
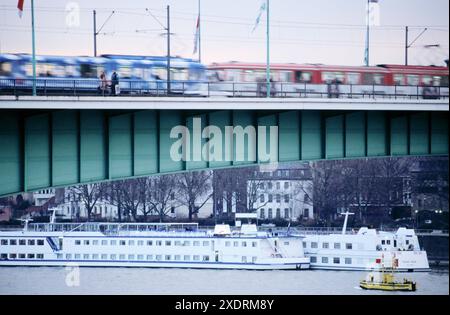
[359,255,417,292]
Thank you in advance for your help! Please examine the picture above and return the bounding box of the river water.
[0,267,448,295]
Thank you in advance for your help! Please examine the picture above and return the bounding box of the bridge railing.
[0,78,448,99]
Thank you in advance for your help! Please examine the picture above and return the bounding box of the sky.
[0,0,448,66]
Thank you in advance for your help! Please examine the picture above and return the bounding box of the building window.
[303,241,307,248]
[284,208,289,219]
[322,242,329,249]
[284,182,289,189]
[120,240,126,246]
[311,242,318,249]
[242,241,247,247]
[260,208,265,219]
[381,240,385,245]
[268,194,273,202]
[156,241,162,246]
[310,256,317,263]
[92,240,99,246]
[233,241,239,247]
[276,194,281,203]
[252,242,257,247]
[268,182,273,189]
[268,209,273,219]
[345,258,352,265]
[322,257,328,264]
[333,257,340,264]
[110,240,116,246]
[276,208,281,218]
[203,241,209,246]
[334,243,341,249]
[276,182,280,190]
[84,240,90,245]
[284,194,289,203]
[346,243,352,250]
[171,207,175,214]
[260,194,265,203]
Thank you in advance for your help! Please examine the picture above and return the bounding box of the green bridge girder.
[0,99,448,197]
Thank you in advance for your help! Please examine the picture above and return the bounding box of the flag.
[375,258,381,264]
[252,1,266,33]
[193,15,200,54]
[366,0,380,27]
[17,0,24,18]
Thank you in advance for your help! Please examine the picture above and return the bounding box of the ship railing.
[1,78,448,99]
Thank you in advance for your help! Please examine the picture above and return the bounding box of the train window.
[171,68,189,81]
[441,75,449,87]
[322,72,344,83]
[152,67,167,80]
[132,68,144,79]
[393,74,404,85]
[0,62,12,76]
[80,64,98,78]
[244,70,265,82]
[347,73,360,85]
[406,74,419,86]
[295,71,312,83]
[189,69,203,81]
[278,71,291,82]
[118,67,132,79]
[226,69,241,82]
[362,73,384,85]
[65,65,77,77]
[36,63,65,77]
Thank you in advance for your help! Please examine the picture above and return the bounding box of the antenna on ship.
[341,211,355,235]
[49,209,57,224]
[19,217,34,232]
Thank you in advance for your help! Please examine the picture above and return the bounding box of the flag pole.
[31,0,37,96]
[365,0,370,66]
[266,0,270,98]
[198,0,201,63]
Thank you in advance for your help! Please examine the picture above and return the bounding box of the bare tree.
[68,183,105,221]
[177,171,213,221]
[148,175,178,222]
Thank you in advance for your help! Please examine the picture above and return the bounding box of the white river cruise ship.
[0,215,310,270]
[300,213,430,272]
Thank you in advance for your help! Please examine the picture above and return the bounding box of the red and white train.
[207,62,449,97]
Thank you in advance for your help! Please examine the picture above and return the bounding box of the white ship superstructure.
[300,213,429,272]
[0,218,309,270]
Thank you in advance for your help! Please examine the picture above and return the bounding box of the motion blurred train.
[0,53,208,95]
[207,62,449,97]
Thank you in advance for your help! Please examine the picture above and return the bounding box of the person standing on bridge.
[111,71,120,96]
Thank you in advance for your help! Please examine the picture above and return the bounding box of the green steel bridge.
[0,96,448,197]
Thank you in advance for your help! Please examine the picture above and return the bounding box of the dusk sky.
[0,0,448,66]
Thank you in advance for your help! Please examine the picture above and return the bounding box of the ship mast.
[341,211,355,235]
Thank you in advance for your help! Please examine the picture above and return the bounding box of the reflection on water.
[0,267,448,295]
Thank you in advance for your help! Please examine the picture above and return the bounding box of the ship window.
[75,240,81,245]
[137,255,144,260]
[242,241,247,247]
[302,242,307,248]
[120,240,126,246]
[193,255,200,261]
[9,253,17,259]
[127,254,134,260]
[1,253,8,259]
[128,240,135,246]
[75,254,81,259]
[183,241,190,246]
[234,241,239,247]
[252,242,258,247]
[322,257,328,264]
[284,241,289,246]
[119,254,125,260]
[194,241,200,246]
[28,239,35,246]
[27,254,35,259]
[84,240,89,245]
[56,254,63,259]
[146,255,153,260]
[333,257,340,264]
[37,254,44,259]
[66,254,72,259]
[174,241,182,246]
[345,258,352,265]
[174,255,181,261]
[109,240,116,246]
[137,240,144,246]
[165,241,171,246]
[310,256,317,263]
[381,240,385,245]
[19,239,26,245]
[92,254,99,260]
[111,254,116,260]
[1,239,7,245]
[37,240,44,246]
[203,255,210,261]
[156,255,162,261]
[242,256,247,263]
[225,241,231,247]
[346,243,352,250]
[203,241,209,246]
[311,242,318,248]
[83,254,90,259]
[334,243,341,249]
[322,242,329,249]
[147,240,153,246]
[93,240,99,245]
[184,255,190,261]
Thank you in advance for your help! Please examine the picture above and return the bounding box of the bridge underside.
[0,105,448,197]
